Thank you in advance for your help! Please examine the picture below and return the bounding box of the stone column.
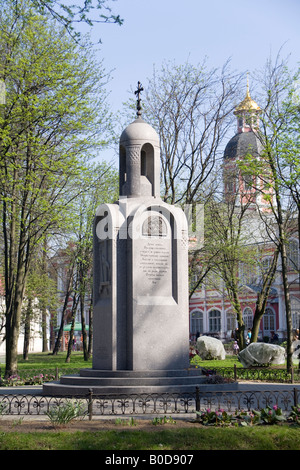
[126,145,141,197]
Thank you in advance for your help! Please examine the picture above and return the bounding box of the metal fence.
[0,388,300,420]
[202,365,300,383]
[1,365,300,386]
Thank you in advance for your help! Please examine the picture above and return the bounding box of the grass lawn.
[0,353,299,451]
[1,351,295,371]
[0,424,300,450]
[0,351,93,370]
[1,352,239,370]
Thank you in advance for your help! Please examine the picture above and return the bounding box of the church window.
[243,307,253,330]
[226,310,236,331]
[190,310,203,336]
[209,309,221,332]
[263,307,276,334]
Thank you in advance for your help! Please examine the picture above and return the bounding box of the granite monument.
[43,83,203,395]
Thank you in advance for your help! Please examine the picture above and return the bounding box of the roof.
[223,131,262,160]
[120,117,159,146]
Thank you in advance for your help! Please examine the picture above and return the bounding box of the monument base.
[42,368,206,396]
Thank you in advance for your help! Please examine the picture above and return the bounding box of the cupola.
[234,76,261,133]
[119,82,160,198]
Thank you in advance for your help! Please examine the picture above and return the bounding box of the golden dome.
[234,78,260,114]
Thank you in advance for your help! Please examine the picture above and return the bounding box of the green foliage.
[1,426,300,450]
[196,408,233,426]
[254,405,285,425]
[114,417,137,426]
[233,410,261,427]
[152,416,176,426]
[0,0,116,374]
[46,400,86,426]
[196,406,285,427]
[29,0,123,42]
[288,404,300,424]
[0,373,55,386]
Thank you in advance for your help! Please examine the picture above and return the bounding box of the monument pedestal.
[43,368,206,396]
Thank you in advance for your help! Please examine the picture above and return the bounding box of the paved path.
[0,381,300,395]
[0,385,42,395]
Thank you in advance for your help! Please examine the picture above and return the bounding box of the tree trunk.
[52,292,69,355]
[65,294,79,363]
[52,265,74,355]
[280,237,293,370]
[5,291,24,377]
[5,257,27,377]
[251,249,279,343]
[23,298,32,360]
[41,240,48,352]
[80,293,88,361]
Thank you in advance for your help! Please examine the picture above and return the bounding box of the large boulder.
[292,340,300,361]
[238,342,285,367]
[196,335,226,360]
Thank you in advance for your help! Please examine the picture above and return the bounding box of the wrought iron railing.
[0,388,300,420]
[201,365,300,383]
[1,365,300,385]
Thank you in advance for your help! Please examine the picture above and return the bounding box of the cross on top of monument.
[134,81,144,117]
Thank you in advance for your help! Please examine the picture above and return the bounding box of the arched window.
[226,310,236,331]
[190,310,203,336]
[263,307,276,334]
[243,307,253,330]
[209,309,221,333]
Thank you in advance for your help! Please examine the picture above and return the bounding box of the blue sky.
[89,0,300,114]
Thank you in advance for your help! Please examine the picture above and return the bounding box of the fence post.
[195,386,200,421]
[291,366,294,384]
[88,388,93,421]
[294,387,298,407]
[234,363,237,381]
[55,367,59,380]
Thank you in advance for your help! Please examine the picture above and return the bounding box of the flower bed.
[195,404,298,426]
[0,373,56,386]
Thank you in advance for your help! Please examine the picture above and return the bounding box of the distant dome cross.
[134,81,144,117]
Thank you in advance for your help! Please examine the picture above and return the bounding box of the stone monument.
[43,83,204,395]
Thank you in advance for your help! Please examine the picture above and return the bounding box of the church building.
[189,83,300,343]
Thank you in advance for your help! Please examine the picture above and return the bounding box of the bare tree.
[144,59,243,205]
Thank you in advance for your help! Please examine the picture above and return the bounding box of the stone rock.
[196,335,226,360]
[292,340,300,361]
[238,342,286,367]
